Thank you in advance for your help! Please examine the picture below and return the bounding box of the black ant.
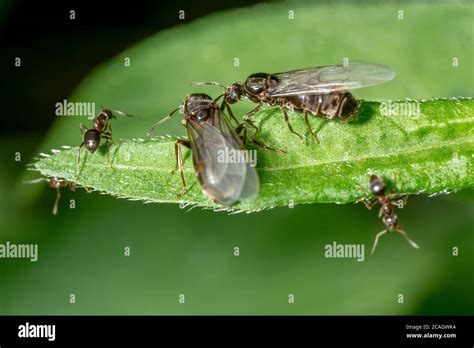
[191,61,394,143]
[148,93,283,204]
[361,175,420,255]
[23,177,73,215]
[76,108,132,180]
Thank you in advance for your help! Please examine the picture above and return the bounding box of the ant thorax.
[184,94,216,121]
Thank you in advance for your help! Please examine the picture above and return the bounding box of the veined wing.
[269,61,396,97]
[214,110,260,203]
[187,109,259,206]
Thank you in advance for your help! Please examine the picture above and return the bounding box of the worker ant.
[76,108,133,180]
[23,177,73,215]
[361,175,420,255]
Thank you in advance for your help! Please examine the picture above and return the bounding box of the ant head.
[84,129,101,153]
[98,108,113,119]
[49,177,60,188]
[49,177,68,189]
[369,175,386,196]
[184,93,216,122]
[224,83,243,105]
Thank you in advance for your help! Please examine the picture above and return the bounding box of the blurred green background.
[0,1,473,314]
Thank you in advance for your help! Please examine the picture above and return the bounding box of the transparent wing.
[187,109,259,206]
[269,61,396,97]
[214,113,260,203]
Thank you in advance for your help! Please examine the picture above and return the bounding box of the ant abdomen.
[84,129,100,153]
[369,175,386,196]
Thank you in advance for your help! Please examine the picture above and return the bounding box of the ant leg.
[104,122,114,141]
[361,197,378,210]
[80,123,88,135]
[246,118,260,134]
[76,142,85,182]
[173,139,191,197]
[234,122,245,135]
[371,228,388,255]
[354,183,377,208]
[235,123,285,153]
[242,103,262,133]
[378,206,384,218]
[400,195,408,207]
[106,138,114,169]
[395,226,420,250]
[215,93,224,104]
[52,188,61,215]
[102,133,114,169]
[248,137,286,153]
[281,106,304,142]
[221,101,240,126]
[69,181,77,192]
[171,139,191,173]
[240,125,248,150]
[304,112,319,144]
[76,124,89,182]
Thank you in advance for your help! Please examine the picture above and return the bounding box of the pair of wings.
[268,61,396,96]
[186,108,259,206]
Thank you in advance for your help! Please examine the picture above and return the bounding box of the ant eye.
[229,90,238,102]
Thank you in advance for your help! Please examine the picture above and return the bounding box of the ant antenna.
[110,109,133,118]
[52,189,61,215]
[23,178,49,184]
[110,109,144,122]
[98,106,142,121]
[147,107,181,136]
[190,81,226,89]
[214,93,225,102]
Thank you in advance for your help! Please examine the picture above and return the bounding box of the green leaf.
[32,97,474,211]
